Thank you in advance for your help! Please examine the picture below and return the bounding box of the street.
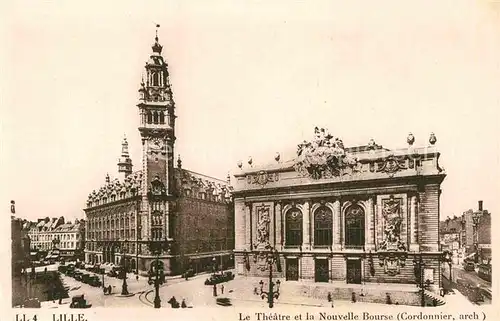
[444,264,491,306]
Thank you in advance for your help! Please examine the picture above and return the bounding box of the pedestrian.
[108,285,112,294]
[254,287,258,295]
[136,275,139,281]
[181,299,187,308]
[221,284,224,294]
[213,283,217,297]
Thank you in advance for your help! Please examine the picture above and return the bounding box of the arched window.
[152,72,159,86]
[314,206,333,246]
[153,111,159,124]
[147,111,152,124]
[345,204,365,248]
[285,208,303,246]
[159,112,165,124]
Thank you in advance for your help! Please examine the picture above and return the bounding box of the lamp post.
[254,245,281,308]
[413,254,430,307]
[444,251,453,282]
[472,212,481,264]
[147,238,170,309]
[120,242,129,296]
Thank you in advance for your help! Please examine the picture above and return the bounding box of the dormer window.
[111,195,116,202]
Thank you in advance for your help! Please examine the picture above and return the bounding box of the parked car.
[74,272,84,281]
[204,271,235,285]
[88,276,102,287]
[69,295,91,309]
[182,269,195,279]
[463,262,475,272]
[82,274,92,284]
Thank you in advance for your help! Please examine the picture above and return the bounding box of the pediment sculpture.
[294,127,357,179]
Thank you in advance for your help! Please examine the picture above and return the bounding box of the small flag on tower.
[11,200,15,214]
[156,24,160,28]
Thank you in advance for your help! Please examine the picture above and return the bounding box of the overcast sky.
[2,0,499,222]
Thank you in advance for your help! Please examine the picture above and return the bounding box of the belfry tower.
[117,136,133,180]
[137,27,176,252]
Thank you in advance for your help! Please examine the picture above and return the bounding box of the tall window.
[285,208,303,246]
[314,206,333,246]
[345,204,365,247]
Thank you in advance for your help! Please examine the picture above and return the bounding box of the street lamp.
[413,254,431,307]
[147,238,170,308]
[472,212,481,264]
[253,245,282,308]
[120,242,129,296]
[443,250,453,282]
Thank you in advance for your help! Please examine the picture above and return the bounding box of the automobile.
[88,276,102,287]
[75,262,85,269]
[107,270,118,277]
[463,262,475,272]
[23,298,41,308]
[69,295,92,309]
[182,269,195,279]
[58,265,68,273]
[74,272,84,281]
[82,274,92,284]
[204,271,235,285]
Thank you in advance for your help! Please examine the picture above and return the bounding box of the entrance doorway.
[346,259,362,284]
[315,259,329,282]
[286,258,299,281]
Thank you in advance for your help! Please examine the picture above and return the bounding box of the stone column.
[302,200,311,250]
[245,203,252,250]
[275,202,282,249]
[269,204,275,247]
[333,200,341,250]
[366,197,374,249]
[165,202,170,239]
[410,195,419,251]
[234,201,245,251]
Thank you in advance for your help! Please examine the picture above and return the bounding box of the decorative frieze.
[246,171,279,186]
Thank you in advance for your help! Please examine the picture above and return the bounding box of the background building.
[84,30,234,276]
[11,217,31,276]
[52,219,86,261]
[440,201,491,265]
[233,130,446,294]
[27,217,65,255]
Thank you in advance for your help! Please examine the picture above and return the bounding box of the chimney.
[478,200,483,211]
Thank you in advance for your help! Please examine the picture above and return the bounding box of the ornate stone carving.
[378,252,407,276]
[255,205,271,249]
[376,155,407,177]
[294,127,358,179]
[246,171,279,186]
[149,175,167,196]
[379,195,406,252]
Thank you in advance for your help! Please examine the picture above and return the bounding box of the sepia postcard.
[2,1,499,321]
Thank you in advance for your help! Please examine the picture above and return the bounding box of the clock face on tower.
[152,137,162,149]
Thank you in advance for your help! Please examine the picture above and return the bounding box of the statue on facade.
[294,127,357,179]
[379,196,406,252]
[256,207,270,247]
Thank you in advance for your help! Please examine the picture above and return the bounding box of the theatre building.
[233,129,446,293]
[84,30,234,276]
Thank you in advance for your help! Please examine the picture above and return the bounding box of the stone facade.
[233,129,446,293]
[84,30,233,276]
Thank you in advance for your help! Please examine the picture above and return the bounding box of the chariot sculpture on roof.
[294,127,357,179]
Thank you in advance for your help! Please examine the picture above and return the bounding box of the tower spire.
[117,135,133,180]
